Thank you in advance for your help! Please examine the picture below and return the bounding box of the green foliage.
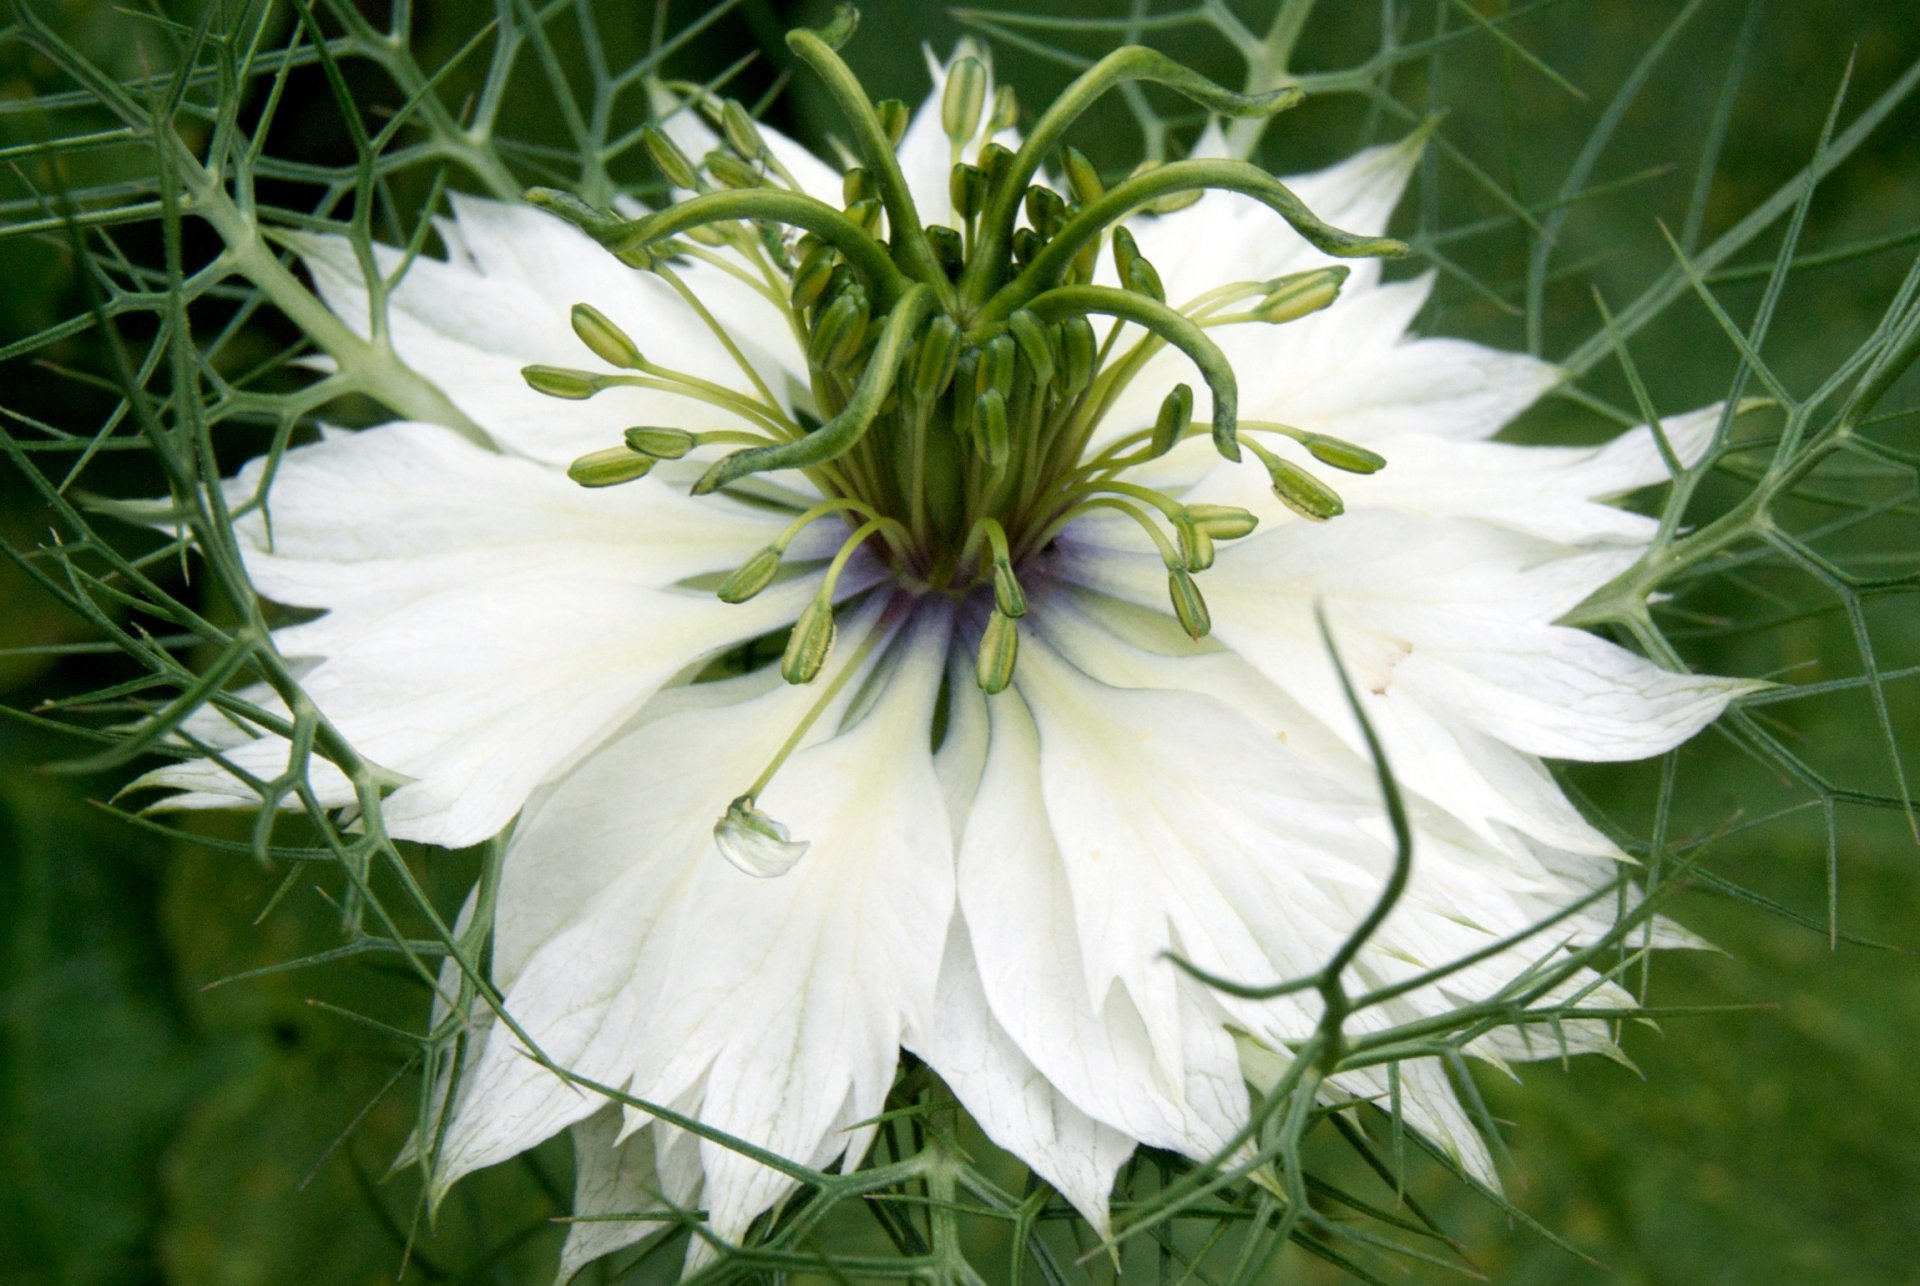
[2,0,1917,1281]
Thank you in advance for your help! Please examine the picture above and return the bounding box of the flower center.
[521,11,1404,697]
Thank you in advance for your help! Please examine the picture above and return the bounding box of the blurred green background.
[4,0,1919,1282]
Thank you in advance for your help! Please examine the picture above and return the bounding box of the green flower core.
[525,7,1406,694]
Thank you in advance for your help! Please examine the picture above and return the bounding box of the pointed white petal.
[296,197,803,468]
[439,601,956,1246]
[558,1106,704,1284]
[1059,513,1749,853]
[907,922,1134,1233]
[959,658,1251,1159]
[432,604,898,1187]
[138,422,841,847]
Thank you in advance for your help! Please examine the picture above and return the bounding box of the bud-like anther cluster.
[526,4,1409,702]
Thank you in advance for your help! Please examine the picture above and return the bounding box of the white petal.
[1058,513,1749,852]
[439,600,955,1246]
[139,422,837,847]
[959,656,1251,1159]
[296,198,802,468]
[558,1106,703,1284]
[907,923,1134,1233]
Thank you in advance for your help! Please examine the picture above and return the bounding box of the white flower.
[144,36,1757,1278]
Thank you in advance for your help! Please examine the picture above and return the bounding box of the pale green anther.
[1025,185,1067,238]
[1167,566,1212,640]
[1176,518,1216,572]
[927,225,964,277]
[976,609,1019,695]
[640,125,701,190]
[1011,227,1043,268]
[1007,310,1054,387]
[1269,457,1345,521]
[842,166,874,205]
[1063,145,1103,206]
[988,83,1018,134]
[1303,432,1387,475]
[1125,255,1165,303]
[1110,225,1139,276]
[808,288,869,371]
[568,446,655,488]
[977,334,1015,398]
[570,303,640,369]
[875,98,910,147]
[1256,265,1349,323]
[973,388,1010,466]
[846,196,883,234]
[781,595,837,684]
[949,164,986,220]
[523,365,602,400]
[910,315,963,403]
[992,560,1027,618]
[1056,316,1096,394]
[1150,383,1193,458]
[705,149,764,190]
[790,244,838,309]
[980,142,1014,192]
[623,426,695,459]
[942,56,988,145]
[718,545,783,603]
[1187,503,1260,539]
[720,98,765,160]
[1112,226,1165,302]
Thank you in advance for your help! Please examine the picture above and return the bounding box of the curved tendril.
[537,186,911,306]
[957,47,1304,309]
[786,29,955,306]
[693,283,939,495]
[1022,284,1243,461]
[980,159,1409,324]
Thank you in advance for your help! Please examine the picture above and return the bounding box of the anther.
[808,287,870,371]
[718,545,784,603]
[720,98,767,162]
[976,609,1020,695]
[950,163,987,222]
[1007,310,1054,388]
[567,446,655,488]
[874,98,910,147]
[1055,316,1096,395]
[623,426,696,459]
[1166,566,1212,640]
[704,149,765,190]
[942,56,988,146]
[973,388,1010,466]
[639,125,701,191]
[782,594,838,684]
[1247,438,1346,521]
[522,365,602,400]
[570,303,641,369]
[1149,383,1193,459]
[1063,145,1104,206]
[909,315,964,404]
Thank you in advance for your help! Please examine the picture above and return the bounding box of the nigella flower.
[144,17,1757,1278]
